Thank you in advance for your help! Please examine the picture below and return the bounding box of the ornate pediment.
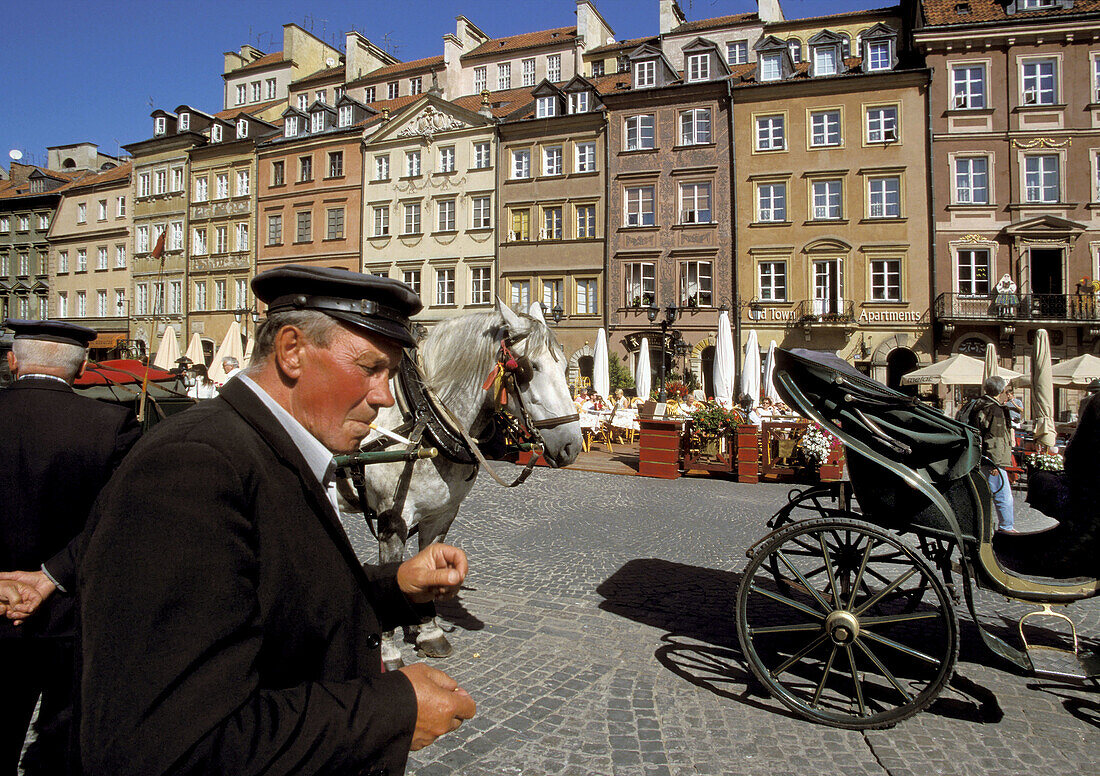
[1002,214,1088,238]
[395,105,467,142]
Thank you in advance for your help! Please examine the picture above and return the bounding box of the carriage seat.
[992,522,1099,588]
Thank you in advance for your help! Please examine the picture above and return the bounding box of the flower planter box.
[682,434,736,474]
[734,424,761,483]
[638,418,683,479]
[817,447,845,481]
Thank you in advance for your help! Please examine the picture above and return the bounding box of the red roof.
[672,12,759,34]
[462,26,576,61]
[346,55,446,88]
[76,360,176,386]
[62,162,132,191]
[0,168,96,201]
[230,51,285,74]
[214,98,286,120]
[291,64,346,87]
[922,0,1100,25]
[586,36,659,57]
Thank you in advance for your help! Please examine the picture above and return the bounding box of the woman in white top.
[187,364,217,400]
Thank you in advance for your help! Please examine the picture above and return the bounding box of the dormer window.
[338,104,353,127]
[536,96,557,118]
[859,24,898,73]
[284,116,298,137]
[211,124,223,142]
[787,40,802,64]
[569,91,589,114]
[154,116,166,135]
[311,112,325,133]
[178,113,190,131]
[813,45,838,77]
[760,53,783,82]
[686,53,710,82]
[237,119,248,138]
[635,60,656,88]
[866,40,893,71]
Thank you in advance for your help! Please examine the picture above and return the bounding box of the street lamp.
[646,299,679,401]
[551,302,563,324]
[234,305,260,343]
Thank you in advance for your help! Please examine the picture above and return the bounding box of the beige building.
[47,163,132,357]
[223,24,342,112]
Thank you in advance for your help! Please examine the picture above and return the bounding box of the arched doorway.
[577,355,594,391]
[700,345,715,398]
[886,348,918,394]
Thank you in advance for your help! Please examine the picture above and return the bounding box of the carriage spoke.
[846,541,874,610]
[771,633,829,677]
[860,612,941,627]
[819,534,840,606]
[853,567,918,616]
[811,646,839,708]
[845,646,867,716]
[776,550,833,612]
[749,622,824,635]
[860,629,940,665]
[855,640,913,702]
[749,585,826,620]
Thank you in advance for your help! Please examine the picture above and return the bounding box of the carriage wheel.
[737,517,958,729]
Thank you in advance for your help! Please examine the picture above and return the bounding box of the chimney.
[659,0,686,35]
[757,0,785,23]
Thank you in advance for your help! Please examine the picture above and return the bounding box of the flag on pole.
[151,228,166,259]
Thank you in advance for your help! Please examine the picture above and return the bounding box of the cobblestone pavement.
[341,467,1099,776]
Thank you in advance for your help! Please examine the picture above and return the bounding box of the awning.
[89,332,126,349]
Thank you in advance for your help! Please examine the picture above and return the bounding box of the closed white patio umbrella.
[593,327,610,400]
[635,338,651,401]
[762,340,781,403]
[152,325,181,371]
[184,332,205,367]
[1032,329,1056,449]
[208,321,245,385]
[983,342,998,383]
[712,310,735,407]
[740,329,760,406]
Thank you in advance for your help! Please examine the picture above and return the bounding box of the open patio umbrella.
[762,339,781,403]
[593,327,610,399]
[152,325,181,371]
[900,353,1022,386]
[635,338,651,401]
[713,310,735,407]
[184,332,205,367]
[208,321,244,385]
[1032,329,1056,450]
[983,342,998,383]
[740,329,760,406]
[528,301,545,323]
[1050,353,1100,386]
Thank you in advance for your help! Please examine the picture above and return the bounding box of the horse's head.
[494,302,583,467]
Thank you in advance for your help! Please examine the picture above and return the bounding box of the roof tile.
[461,26,576,61]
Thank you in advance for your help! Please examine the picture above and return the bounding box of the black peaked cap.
[4,319,97,347]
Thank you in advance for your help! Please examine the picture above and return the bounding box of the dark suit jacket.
[80,378,427,776]
[0,376,140,640]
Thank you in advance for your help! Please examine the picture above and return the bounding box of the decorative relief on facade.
[1011,137,1071,149]
[396,106,465,142]
[960,233,992,243]
[190,256,251,272]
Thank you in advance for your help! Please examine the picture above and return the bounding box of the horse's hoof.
[384,656,406,671]
[415,634,453,658]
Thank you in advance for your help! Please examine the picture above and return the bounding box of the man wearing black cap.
[0,319,141,775]
[80,266,475,776]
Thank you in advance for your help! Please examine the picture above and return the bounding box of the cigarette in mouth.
[369,422,416,446]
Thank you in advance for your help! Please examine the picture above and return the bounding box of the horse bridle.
[487,336,579,445]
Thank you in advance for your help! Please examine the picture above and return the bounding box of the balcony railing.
[935,292,1100,322]
[791,299,857,326]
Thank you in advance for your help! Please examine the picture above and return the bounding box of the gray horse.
[343,302,582,667]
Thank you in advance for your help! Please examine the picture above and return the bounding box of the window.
[315,90,327,104]
[235,223,248,251]
[404,203,421,234]
[236,85,246,105]
[870,259,901,301]
[170,167,183,191]
[536,96,557,118]
[296,95,309,112]
[473,142,491,169]
[543,207,563,240]
[547,54,561,82]
[136,225,149,253]
[867,41,892,72]
[866,106,898,143]
[759,262,787,301]
[76,249,87,272]
[575,142,596,172]
[192,228,207,255]
[471,267,492,305]
[169,281,182,315]
[727,40,748,65]
[760,53,782,82]
[403,270,421,296]
[625,262,655,306]
[474,66,487,93]
[813,45,838,77]
[957,249,991,295]
[788,39,802,63]
[55,250,67,274]
[138,173,150,198]
[952,156,989,204]
[680,182,712,224]
[756,115,785,150]
[193,281,207,311]
[680,261,712,307]
[298,155,313,182]
[512,149,531,179]
[375,155,390,181]
[213,122,225,142]
[409,77,422,95]
[373,206,390,236]
[576,278,597,315]
[155,115,167,135]
[498,63,511,90]
[812,180,843,220]
[1025,154,1060,202]
[169,221,183,250]
[327,151,343,178]
[522,58,536,87]
[1,253,10,275]
[810,110,841,147]
[272,161,285,186]
[952,65,986,109]
[136,284,148,315]
[625,115,655,150]
[193,177,208,202]
[151,170,165,196]
[215,173,229,199]
[364,86,376,103]
[267,214,282,244]
[634,60,656,87]
[542,279,563,311]
[76,291,86,318]
[510,208,530,241]
[77,203,87,223]
[251,81,261,102]
[436,268,455,305]
[406,150,421,177]
[284,116,299,137]
[576,204,596,238]
[439,146,455,173]
[569,92,589,114]
[214,225,228,254]
[97,199,107,221]
[757,182,787,222]
[115,245,126,268]
[338,105,353,127]
[326,208,344,240]
[117,196,126,217]
[687,53,709,82]
[296,211,312,242]
[869,177,901,218]
[472,196,492,229]
[510,280,530,311]
[1094,55,1100,102]
[387,82,400,100]
[679,109,711,145]
[1022,59,1057,105]
[17,215,28,231]
[215,279,227,310]
[265,78,277,99]
[97,246,108,270]
[437,200,456,232]
[543,146,563,176]
[591,61,604,76]
[236,170,250,196]
[0,216,7,232]
[624,186,655,227]
[236,278,247,307]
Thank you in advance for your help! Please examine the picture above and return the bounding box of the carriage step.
[1026,646,1100,681]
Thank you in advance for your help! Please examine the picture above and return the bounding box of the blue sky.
[0,0,879,170]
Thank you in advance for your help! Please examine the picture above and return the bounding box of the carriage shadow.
[434,591,486,632]
[597,557,1005,725]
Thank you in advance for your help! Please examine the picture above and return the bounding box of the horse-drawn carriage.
[735,348,1099,729]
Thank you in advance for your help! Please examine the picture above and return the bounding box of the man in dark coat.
[0,319,141,774]
[80,266,476,776]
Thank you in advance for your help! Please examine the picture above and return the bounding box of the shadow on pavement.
[436,592,486,632]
